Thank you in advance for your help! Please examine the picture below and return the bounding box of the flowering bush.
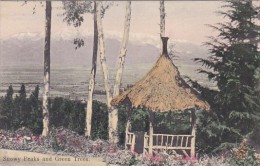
[196,155,229,166]
[104,150,138,165]
[104,150,237,166]
[142,155,164,166]
[1,128,259,166]
[49,127,89,153]
[0,127,37,150]
[137,153,231,166]
[0,127,110,157]
[89,139,110,155]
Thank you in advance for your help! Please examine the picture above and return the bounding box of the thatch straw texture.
[111,54,210,112]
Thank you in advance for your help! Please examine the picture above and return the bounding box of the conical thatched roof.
[111,37,210,112]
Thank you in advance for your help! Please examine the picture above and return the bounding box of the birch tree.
[96,1,112,109]
[111,1,132,144]
[85,1,98,138]
[96,1,132,143]
[62,1,96,138]
[63,1,131,142]
[62,1,112,138]
[84,1,112,138]
[96,1,114,141]
[160,0,165,54]
[42,1,52,137]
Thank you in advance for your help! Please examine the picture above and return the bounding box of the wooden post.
[190,109,196,157]
[148,110,154,155]
[143,132,148,155]
[125,104,132,149]
[131,134,136,152]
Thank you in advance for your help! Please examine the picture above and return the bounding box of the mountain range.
[0,32,209,67]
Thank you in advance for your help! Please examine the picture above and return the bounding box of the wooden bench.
[143,133,194,156]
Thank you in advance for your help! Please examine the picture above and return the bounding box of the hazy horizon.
[0,1,240,101]
[1,1,226,44]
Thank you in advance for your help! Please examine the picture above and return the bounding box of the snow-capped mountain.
[10,32,44,41]
[0,32,208,67]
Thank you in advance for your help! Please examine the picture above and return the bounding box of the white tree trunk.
[96,2,114,142]
[42,1,52,137]
[113,1,131,97]
[96,2,112,106]
[160,0,165,54]
[110,1,132,144]
[190,109,196,157]
[85,1,98,138]
[96,1,132,144]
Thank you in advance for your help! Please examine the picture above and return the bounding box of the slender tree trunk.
[160,0,165,54]
[111,1,132,144]
[42,1,52,137]
[96,2,114,142]
[96,1,131,143]
[113,1,131,97]
[85,1,98,138]
[96,1,112,106]
[148,110,154,154]
[190,109,196,157]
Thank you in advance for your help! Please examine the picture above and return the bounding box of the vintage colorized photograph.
[0,0,260,165]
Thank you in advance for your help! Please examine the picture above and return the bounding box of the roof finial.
[161,37,169,57]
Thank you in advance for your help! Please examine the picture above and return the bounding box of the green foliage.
[196,110,222,154]
[15,84,31,128]
[229,141,259,166]
[118,106,127,145]
[131,109,149,132]
[0,97,4,119]
[62,1,113,49]
[50,136,62,152]
[49,98,108,139]
[0,85,210,151]
[49,97,71,128]
[68,101,85,134]
[0,85,108,138]
[250,123,260,145]
[0,85,42,133]
[154,111,190,135]
[0,85,14,130]
[49,97,85,133]
[129,155,138,166]
[91,101,108,140]
[62,1,92,27]
[117,108,191,146]
[189,0,260,153]
[130,109,191,135]
[28,85,42,134]
[62,1,92,49]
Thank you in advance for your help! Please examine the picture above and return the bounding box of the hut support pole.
[125,104,132,150]
[148,110,154,155]
[190,109,196,158]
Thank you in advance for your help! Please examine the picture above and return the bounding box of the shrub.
[104,150,137,165]
[229,140,259,166]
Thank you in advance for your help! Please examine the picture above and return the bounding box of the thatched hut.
[111,37,210,157]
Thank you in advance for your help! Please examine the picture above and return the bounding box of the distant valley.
[0,33,214,102]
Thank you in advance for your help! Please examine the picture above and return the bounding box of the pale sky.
[1,1,228,44]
